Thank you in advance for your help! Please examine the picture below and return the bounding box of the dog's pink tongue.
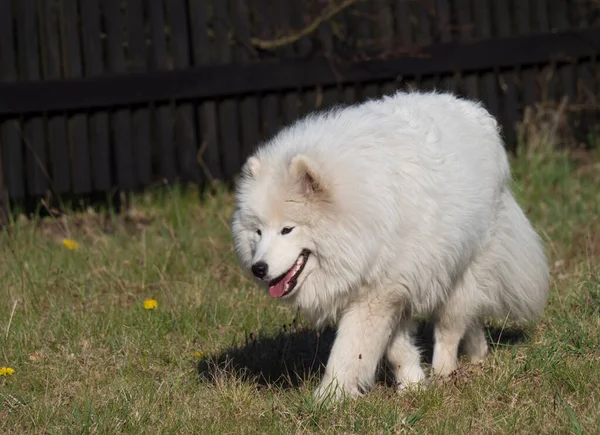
[269,268,295,298]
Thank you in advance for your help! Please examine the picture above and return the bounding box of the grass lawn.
[1,146,598,434]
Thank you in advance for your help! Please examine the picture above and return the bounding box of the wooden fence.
[0,0,599,220]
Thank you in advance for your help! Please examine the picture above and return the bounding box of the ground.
[0,145,598,434]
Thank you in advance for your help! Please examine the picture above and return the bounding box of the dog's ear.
[242,156,261,179]
[289,155,327,198]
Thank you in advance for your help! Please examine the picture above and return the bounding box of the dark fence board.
[254,0,281,140]
[574,0,597,137]
[104,0,135,190]
[456,0,478,98]
[0,0,24,199]
[338,3,358,105]
[17,0,47,196]
[166,0,202,184]
[436,0,457,93]
[42,0,70,194]
[534,0,550,31]
[126,0,152,187]
[414,0,438,92]
[296,0,318,116]
[551,0,577,104]
[395,0,414,48]
[149,0,176,183]
[375,0,397,95]
[0,121,21,199]
[80,0,112,191]
[516,0,538,109]
[63,0,92,195]
[493,0,519,144]
[534,0,553,101]
[473,0,500,121]
[277,1,300,125]
[189,0,222,183]
[318,3,342,106]
[2,27,600,115]
[214,0,241,179]
[0,148,7,226]
[357,0,379,100]
[233,0,262,160]
[394,0,418,95]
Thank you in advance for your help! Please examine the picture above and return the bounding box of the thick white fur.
[230,91,549,400]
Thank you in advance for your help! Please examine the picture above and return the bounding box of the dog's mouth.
[268,250,311,298]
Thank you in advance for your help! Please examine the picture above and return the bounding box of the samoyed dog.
[230,91,549,400]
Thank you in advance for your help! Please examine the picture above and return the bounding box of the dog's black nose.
[251,261,268,279]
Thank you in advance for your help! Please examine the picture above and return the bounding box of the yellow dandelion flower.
[192,351,204,358]
[143,299,158,310]
[0,367,15,376]
[62,239,79,251]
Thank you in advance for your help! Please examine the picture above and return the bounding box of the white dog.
[230,91,549,400]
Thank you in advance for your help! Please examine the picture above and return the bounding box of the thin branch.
[250,0,360,50]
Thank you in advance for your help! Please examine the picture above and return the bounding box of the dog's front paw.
[397,376,429,394]
[313,377,361,404]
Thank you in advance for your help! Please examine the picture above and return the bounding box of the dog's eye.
[256,229,262,236]
[281,227,294,235]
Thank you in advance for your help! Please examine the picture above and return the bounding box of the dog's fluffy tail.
[476,189,550,322]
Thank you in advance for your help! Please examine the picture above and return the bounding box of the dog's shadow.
[197,321,531,389]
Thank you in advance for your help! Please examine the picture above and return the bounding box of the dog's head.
[231,153,332,299]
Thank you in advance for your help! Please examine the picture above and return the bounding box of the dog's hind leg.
[431,268,479,377]
[385,318,426,391]
[461,323,488,364]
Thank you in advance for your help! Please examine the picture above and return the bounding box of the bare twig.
[250,0,360,50]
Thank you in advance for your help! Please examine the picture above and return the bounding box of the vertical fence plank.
[492,0,519,145]
[253,0,280,140]
[533,0,553,101]
[189,0,222,183]
[166,0,202,183]
[376,0,397,95]
[455,0,478,98]
[395,0,415,49]
[62,0,92,195]
[414,0,438,92]
[103,0,135,191]
[317,1,342,107]
[356,0,379,100]
[232,0,261,160]
[214,0,241,179]
[573,0,597,138]
[550,0,577,104]
[473,0,501,123]
[0,0,24,200]
[80,0,112,191]
[42,0,70,195]
[0,148,7,226]
[277,1,300,124]
[435,0,452,44]
[339,3,358,105]
[534,0,550,31]
[149,0,176,183]
[126,0,152,187]
[435,0,456,93]
[395,0,418,93]
[294,0,319,115]
[17,0,48,196]
[516,0,538,110]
